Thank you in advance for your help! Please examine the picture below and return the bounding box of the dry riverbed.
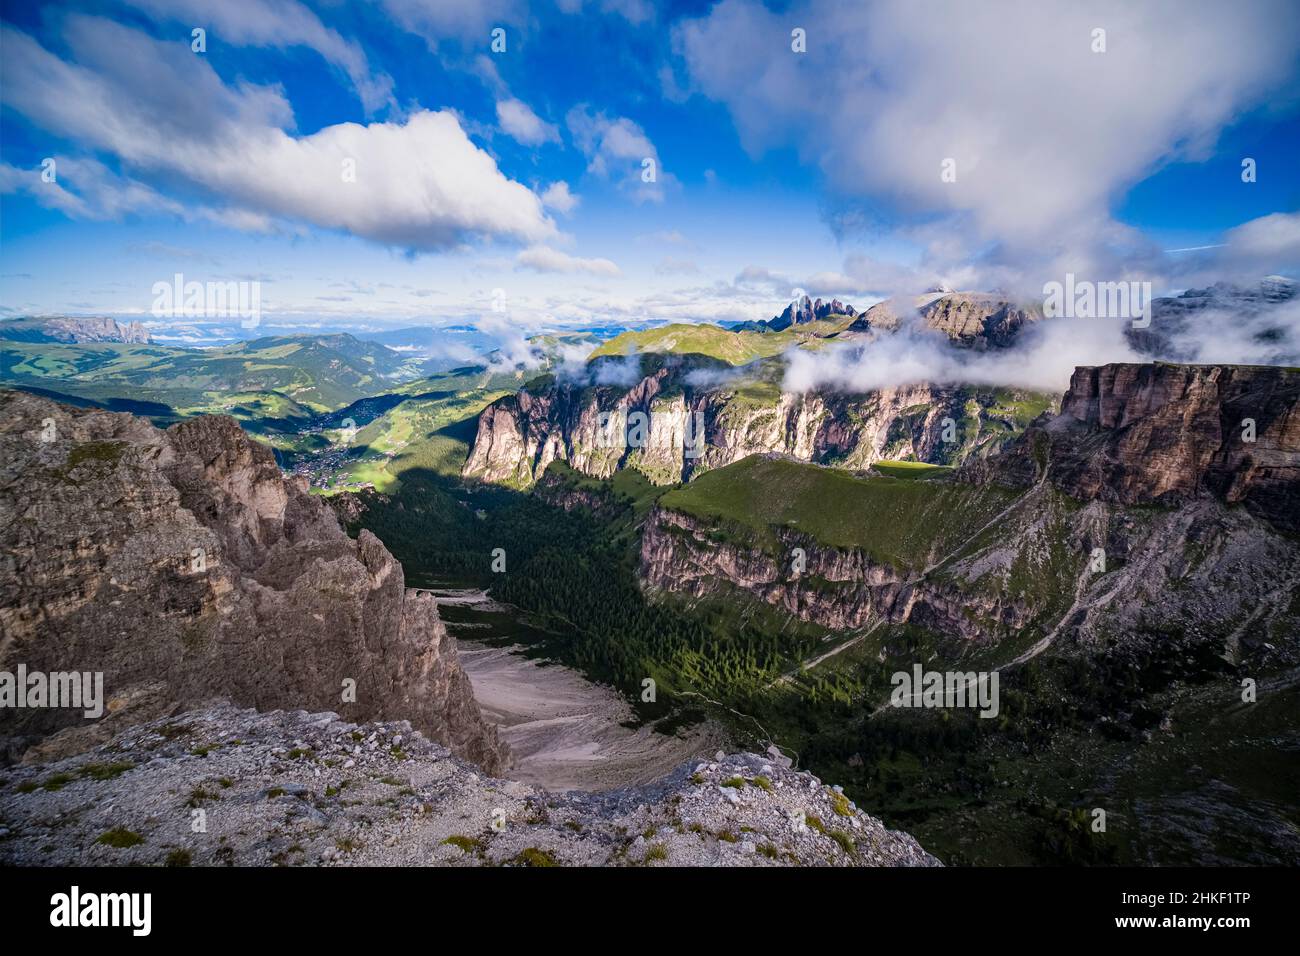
[429,588,726,792]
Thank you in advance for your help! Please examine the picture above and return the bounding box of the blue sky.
[2,0,1298,334]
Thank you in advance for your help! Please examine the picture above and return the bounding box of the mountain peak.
[765,295,858,332]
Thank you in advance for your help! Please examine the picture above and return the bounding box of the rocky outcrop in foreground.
[0,703,940,867]
[0,391,504,773]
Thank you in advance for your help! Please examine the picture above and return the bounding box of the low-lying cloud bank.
[783,315,1138,394]
[782,282,1300,394]
[556,345,643,387]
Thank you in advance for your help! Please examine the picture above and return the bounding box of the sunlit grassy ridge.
[588,317,856,366]
[657,455,1018,572]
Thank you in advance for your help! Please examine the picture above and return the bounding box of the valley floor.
[430,589,728,792]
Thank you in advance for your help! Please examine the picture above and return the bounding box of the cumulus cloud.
[540,181,580,214]
[684,365,745,388]
[566,105,672,202]
[496,98,560,145]
[555,342,598,381]
[0,18,555,251]
[734,265,788,291]
[675,0,1300,280]
[516,245,621,276]
[124,0,394,113]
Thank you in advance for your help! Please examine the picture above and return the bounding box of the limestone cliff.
[464,363,1050,488]
[0,391,505,773]
[963,363,1300,533]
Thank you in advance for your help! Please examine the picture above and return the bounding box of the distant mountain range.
[0,331,429,418]
[0,315,152,344]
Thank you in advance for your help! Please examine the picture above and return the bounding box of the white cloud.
[496,98,560,146]
[124,0,394,113]
[675,0,1300,273]
[380,0,525,47]
[566,105,672,203]
[734,265,788,291]
[592,352,644,386]
[557,0,655,25]
[0,157,273,231]
[1221,213,1300,263]
[516,245,621,276]
[783,314,1142,394]
[541,181,580,214]
[474,313,548,370]
[782,281,1300,395]
[0,19,556,251]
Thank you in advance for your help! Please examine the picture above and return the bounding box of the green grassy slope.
[588,318,855,365]
[657,455,1018,571]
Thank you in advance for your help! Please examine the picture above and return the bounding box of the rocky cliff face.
[464,365,1048,488]
[964,363,1300,533]
[0,391,505,773]
[0,702,939,867]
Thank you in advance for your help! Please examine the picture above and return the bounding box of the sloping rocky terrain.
[0,390,940,867]
[639,363,1300,667]
[0,390,504,772]
[0,703,939,867]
